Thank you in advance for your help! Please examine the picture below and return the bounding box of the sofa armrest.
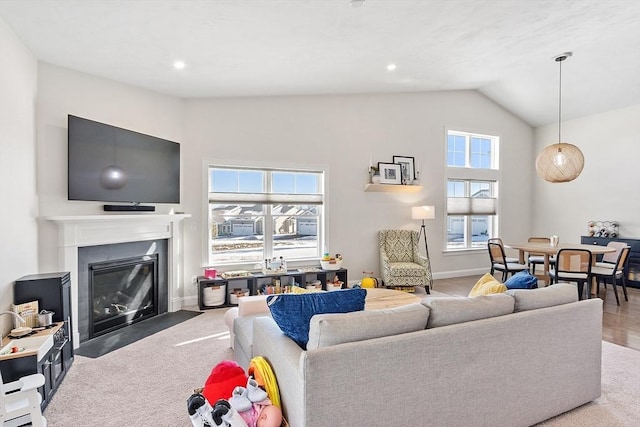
[237,294,270,317]
[252,317,305,426]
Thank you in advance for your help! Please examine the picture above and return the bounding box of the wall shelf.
[364,184,422,193]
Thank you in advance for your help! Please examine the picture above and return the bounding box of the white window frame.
[206,163,326,268]
[445,129,501,252]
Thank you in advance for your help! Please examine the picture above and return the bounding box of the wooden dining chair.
[487,241,529,281]
[592,246,630,305]
[527,236,556,274]
[549,248,593,300]
[487,237,519,263]
[595,241,628,269]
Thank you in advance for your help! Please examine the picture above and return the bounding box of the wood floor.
[420,275,640,351]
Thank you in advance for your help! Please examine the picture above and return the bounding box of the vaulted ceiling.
[1,0,639,126]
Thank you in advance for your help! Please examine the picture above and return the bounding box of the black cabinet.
[581,236,640,289]
[197,268,349,309]
[13,271,74,408]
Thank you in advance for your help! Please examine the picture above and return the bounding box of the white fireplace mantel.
[46,214,190,348]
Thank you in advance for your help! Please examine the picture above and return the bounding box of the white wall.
[0,19,38,335]
[35,63,186,276]
[182,91,534,295]
[533,104,640,242]
[32,64,534,303]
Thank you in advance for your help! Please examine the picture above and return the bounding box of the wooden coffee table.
[364,288,422,310]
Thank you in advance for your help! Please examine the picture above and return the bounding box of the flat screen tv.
[68,115,180,210]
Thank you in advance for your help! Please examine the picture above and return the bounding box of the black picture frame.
[377,162,402,184]
[392,155,416,181]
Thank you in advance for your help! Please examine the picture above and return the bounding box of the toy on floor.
[188,359,283,427]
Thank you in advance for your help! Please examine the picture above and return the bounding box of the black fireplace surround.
[78,239,168,343]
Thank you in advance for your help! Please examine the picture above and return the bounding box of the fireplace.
[77,239,169,343]
[46,214,189,349]
[89,255,159,338]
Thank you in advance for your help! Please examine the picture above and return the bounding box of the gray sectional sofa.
[229,284,602,427]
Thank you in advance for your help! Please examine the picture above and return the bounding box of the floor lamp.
[412,205,435,290]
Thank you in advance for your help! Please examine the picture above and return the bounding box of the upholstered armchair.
[379,229,432,291]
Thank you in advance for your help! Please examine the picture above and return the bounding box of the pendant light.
[535,52,584,183]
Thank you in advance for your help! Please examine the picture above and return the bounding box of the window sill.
[443,247,486,256]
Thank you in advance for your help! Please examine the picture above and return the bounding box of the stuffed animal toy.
[188,360,283,427]
[202,360,248,405]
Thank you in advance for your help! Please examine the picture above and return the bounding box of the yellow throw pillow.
[468,273,507,297]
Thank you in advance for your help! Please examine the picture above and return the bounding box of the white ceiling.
[1,0,639,127]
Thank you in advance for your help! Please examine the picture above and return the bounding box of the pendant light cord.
[558,58,562,144]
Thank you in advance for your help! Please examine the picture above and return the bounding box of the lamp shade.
[447,197,496,215]
[535,53,584,183]
[535,142,584,183]
[412,205,435,220]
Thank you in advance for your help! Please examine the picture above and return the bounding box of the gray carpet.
[44,307,640,427]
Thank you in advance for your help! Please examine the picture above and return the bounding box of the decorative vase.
[371,174,381,184]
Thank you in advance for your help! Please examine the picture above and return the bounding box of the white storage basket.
[203,284,226,307]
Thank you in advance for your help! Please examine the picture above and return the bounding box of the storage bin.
[202,284,226,307]
[229,288,250,305]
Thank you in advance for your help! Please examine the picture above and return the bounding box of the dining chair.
[549,248,593,300]
[487,240,529,281]
[592,246,630,305]
[595,241,628,269]
[527,236,556,274]
[487,237,519,263]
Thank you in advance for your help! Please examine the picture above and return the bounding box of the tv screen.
[68,115,180,205]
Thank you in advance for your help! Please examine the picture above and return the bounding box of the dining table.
[504,242,616,287]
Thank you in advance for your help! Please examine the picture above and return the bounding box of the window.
[447,131,497,169]
[446,130,500,250]
[208,166,324,266]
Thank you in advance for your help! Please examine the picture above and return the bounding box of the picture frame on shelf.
[377,162,402,184]
[392,155,416,183]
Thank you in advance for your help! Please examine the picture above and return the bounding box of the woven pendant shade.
[535,142,584,183]
[536,52,585,183]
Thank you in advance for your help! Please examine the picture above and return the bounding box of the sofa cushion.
[468,273,507,297]
[506,283,578,312]
[504,271,538,289]
[266,288,366,349]
[306,303,430,350]
[421,293,514,328]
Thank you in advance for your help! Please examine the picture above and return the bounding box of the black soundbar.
[103,204,156,212]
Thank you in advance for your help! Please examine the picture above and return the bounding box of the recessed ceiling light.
[349,0,365,8]
[387,63,397,71]
[173,61,186,70]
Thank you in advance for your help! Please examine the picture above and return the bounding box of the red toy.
[202,360,248,405]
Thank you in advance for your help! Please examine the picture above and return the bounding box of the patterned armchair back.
[379,229,419,263]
